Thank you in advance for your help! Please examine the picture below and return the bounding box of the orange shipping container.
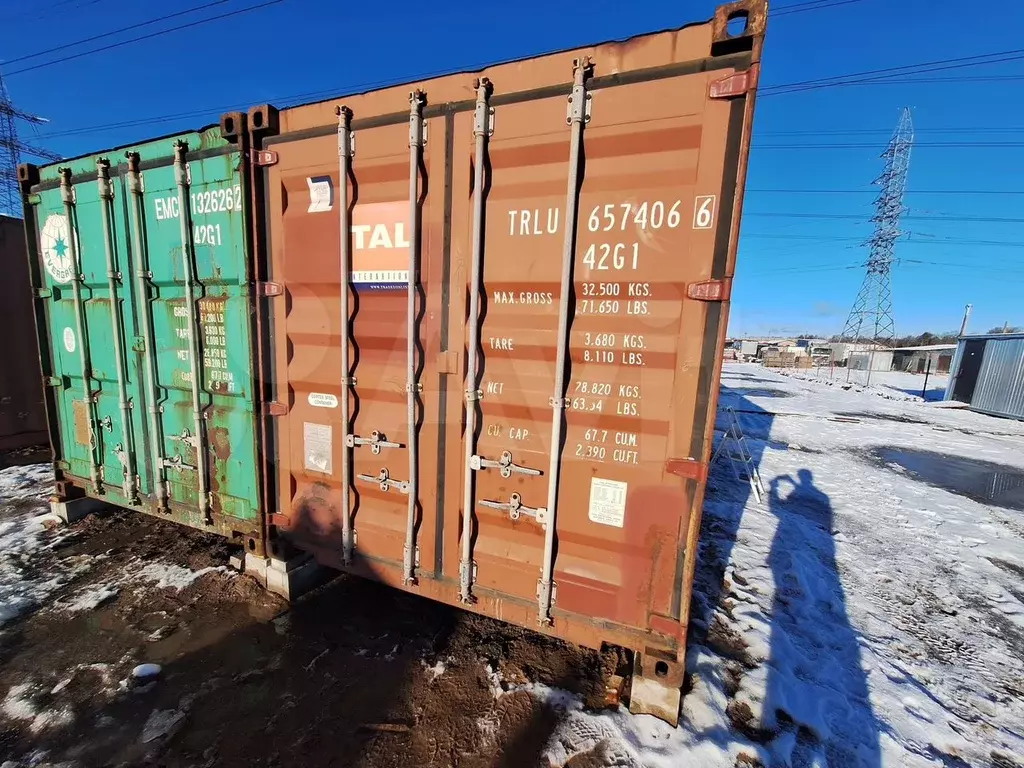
[250,0,765,722]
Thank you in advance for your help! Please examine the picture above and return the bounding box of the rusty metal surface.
[0,215,47,452]
[260,1,765,660]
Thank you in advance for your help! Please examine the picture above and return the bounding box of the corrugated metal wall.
[972,337,1024,420]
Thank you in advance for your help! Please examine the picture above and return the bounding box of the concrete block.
[240,553,271,587]
[265,557,332,601]
[239,553,330,600]
[50,497,107,525]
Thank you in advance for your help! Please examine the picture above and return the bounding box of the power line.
[744,211,1024,224]
[5,0,286,77]
[758,126,1024,136]
[773,0,869,15]
[741,232,1024,247]
[752,141,1024,149]
[762,48,1024,95]
[3,0,233,66]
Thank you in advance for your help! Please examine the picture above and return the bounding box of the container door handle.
[479,493,548,528]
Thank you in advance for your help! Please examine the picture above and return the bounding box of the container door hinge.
[252,149,279,166]
[687,278,732,302]
[34,287,52,299]
[709,69,758,99]
[44,376,65,388]
[665,457,708,482]
[256,281,283,297]
[263,401,288,417]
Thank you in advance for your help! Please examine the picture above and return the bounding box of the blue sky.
[3,0,1021,337]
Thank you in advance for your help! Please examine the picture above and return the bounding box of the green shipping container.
[19,117,265,548]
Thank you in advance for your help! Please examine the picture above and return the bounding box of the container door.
[952,339,986,404]
[136,145,261,532]
[25,131,262,539]
[452,63,747,631]
[265,106,447,575]
[31,164,147,505]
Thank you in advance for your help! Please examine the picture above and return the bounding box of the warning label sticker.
[303,422,333,474]
[588,478,627,528]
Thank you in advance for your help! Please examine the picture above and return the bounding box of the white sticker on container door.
[588,477,627,528]
[62,327,76,353]
[307,176,334,213]
[304,422,333,474]
[307,392,338,408]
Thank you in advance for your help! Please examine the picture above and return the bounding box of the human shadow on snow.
[694,386,882,767]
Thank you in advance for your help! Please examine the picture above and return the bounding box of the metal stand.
[711,407,765,505]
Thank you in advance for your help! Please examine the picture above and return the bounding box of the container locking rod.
[126,153,170,512]
[97,159,139,504]
[538,58,592,625]
[59,168,103,495]
[173,142,212,522]
[402,90,426,586]
[336,105,357,565]
[458,78,492,603]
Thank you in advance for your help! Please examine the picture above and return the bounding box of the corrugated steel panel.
[252,0,766,720]
[0,215,47,451]
[972,336,1024,420]
[19,118,265,547]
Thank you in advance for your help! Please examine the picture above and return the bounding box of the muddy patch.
[870,447,1024,511]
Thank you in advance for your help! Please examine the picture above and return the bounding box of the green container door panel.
[34,177,145,501]
[30,129,260,531]
[137,149,259,523]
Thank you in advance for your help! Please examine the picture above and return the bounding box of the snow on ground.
[787,367,951,403]
[0,465,75,626]
[0,464,231,626]
[3,363,1023,767]
[505,363,1024,767]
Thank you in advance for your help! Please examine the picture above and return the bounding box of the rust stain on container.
[0,215,48,453]
[255,0,766,722]
[72,399,91,447]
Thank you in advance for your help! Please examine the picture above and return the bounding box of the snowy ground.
[1,363,1022,767]
[793,367,952,403]
[501,362,1024,767]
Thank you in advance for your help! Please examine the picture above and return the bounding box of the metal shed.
[946,334,1024,420]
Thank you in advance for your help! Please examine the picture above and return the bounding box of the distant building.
[848,349,894,372]
[891,344,957,374]
[946,333,1024,420]
[828,342,873,363]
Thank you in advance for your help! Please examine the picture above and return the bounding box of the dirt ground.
[0,499,623,768]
